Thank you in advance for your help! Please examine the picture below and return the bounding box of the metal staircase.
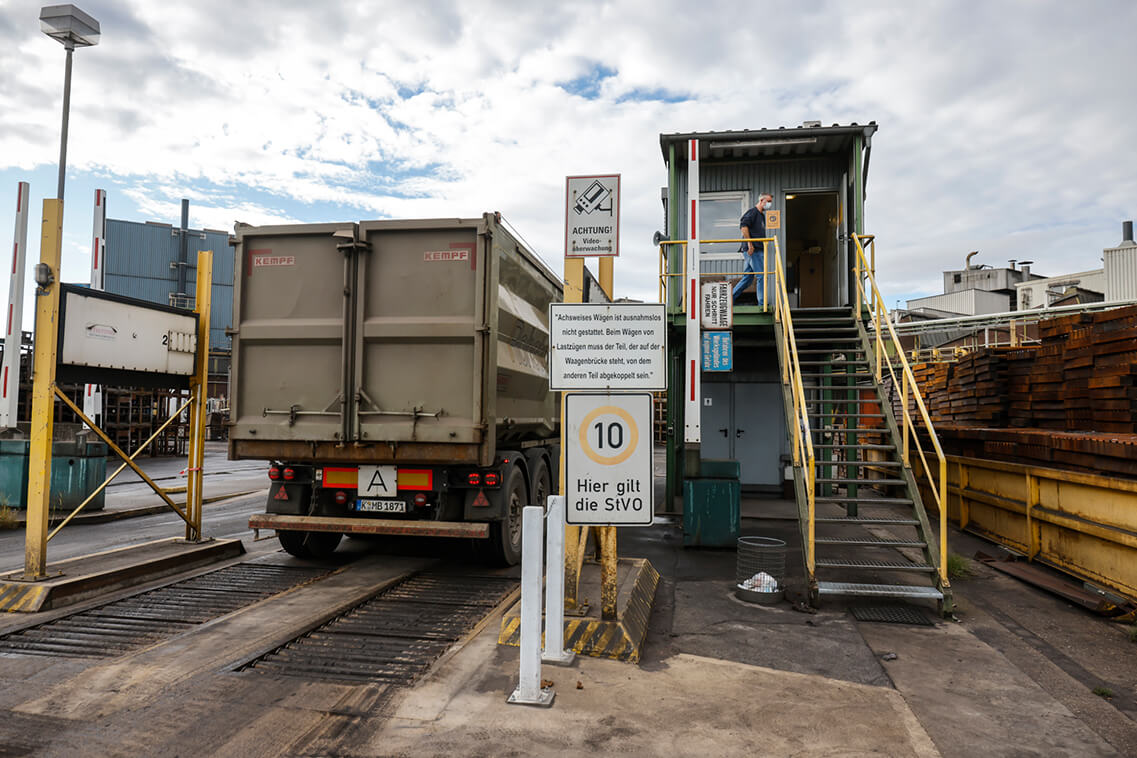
[782,307,950,610]
[769,235,952,614]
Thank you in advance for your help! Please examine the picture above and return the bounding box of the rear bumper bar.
[249,513,489,539]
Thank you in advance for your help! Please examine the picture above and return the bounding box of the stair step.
[795,338,862,344]
[806,412,885,417]
[817,498,914,507]
[794,327,858,334]
[817,460,903,467]
[814,478,908,486]
[815,516,919,525]
[817,582,943,600]
[798,372,873,378]
[798,360,869,365]
[816,559,935,572]
[813,443,896,450]
[804,399,882,404]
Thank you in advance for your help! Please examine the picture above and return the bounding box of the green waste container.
[683,458,741,547]
[0,439,107,512]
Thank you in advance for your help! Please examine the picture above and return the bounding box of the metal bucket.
[735,536,786,604]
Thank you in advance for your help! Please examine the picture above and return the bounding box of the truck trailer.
[229,213,563,564]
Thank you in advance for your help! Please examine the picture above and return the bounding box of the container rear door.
[354,220,487,452]
[231,223,355,442]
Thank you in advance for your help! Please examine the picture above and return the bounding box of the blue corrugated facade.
[105,219,234,350]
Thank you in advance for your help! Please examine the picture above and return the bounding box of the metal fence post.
[542,496,575,666]
[508,505,554,707]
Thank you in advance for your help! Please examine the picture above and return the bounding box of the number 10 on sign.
[564,393,653,526]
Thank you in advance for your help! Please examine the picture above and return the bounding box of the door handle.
[736,429,745,438]
[719,427,728,437]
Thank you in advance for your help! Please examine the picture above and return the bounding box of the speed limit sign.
[564,393,653,526]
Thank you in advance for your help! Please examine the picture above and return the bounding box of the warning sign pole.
[684,139,702,475]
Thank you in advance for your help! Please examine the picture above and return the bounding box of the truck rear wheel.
[485,466,526,566]
[531,459,551,509]
[278,529,341,559]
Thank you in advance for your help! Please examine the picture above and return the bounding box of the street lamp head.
[40,4,100,49]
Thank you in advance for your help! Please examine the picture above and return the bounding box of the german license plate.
[355,499,406,514]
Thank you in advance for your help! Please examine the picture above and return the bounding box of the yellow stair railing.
[852,233,950,593]
[658,237,774,313]
[771,247,818,580]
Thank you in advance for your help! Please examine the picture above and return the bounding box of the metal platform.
[818,582,943,600]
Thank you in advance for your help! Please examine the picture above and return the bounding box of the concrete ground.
[0,452,1135,755]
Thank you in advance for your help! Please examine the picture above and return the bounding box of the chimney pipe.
[1008,259,1017,271]
[965,251,979,270]
[1021,263,1031,277]
[1124,220,1134,243]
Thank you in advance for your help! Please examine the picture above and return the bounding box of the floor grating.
[237,567,518,686]
[0,563,331,658]
[851,605,934,626]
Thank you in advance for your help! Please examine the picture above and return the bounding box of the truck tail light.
[334,490,348,505]
[413,493,428,507]
[484,472,499,487]
[268,466,280,481]
[467,473,481,486]
[283,467,296,481]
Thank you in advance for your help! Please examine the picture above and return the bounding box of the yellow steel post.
[762,242,769,312]
[186,251,213,541]
[562,256,588,612]
[902,379,910,463]
[24,199,63,580]
[1025,472,1040,561]
[596,255,618,621]
[854,240,862,316]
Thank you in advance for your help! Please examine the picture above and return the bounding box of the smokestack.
[965,251,979,270]
[1020,262,1031,277]
[1008,259,1017,271]
[1124,220,1134,244]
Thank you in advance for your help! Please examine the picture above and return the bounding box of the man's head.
[758,193,773,210]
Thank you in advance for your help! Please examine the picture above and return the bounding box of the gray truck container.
[229,213,562,467]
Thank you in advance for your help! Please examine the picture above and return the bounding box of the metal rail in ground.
[237,568,518,685]
[0,563,330,658]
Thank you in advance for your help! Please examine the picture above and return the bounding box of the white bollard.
[508,505,554,707]
[542,495,575,665]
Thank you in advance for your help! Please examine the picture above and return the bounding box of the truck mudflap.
[249,513,489,539]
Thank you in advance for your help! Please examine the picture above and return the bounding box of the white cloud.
[0,0,1134,311]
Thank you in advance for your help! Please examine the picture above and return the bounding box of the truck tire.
[531,458,551,509]
[485,465,526,566]
[278,529,341,559]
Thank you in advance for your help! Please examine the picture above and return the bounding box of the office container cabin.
[660,123,877,506]
[659,123,948,608]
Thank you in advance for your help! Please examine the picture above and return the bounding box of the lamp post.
[39,4,100,202]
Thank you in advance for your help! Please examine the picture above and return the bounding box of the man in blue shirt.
[732,193,773,306]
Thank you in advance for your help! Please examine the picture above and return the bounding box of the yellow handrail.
[772,246,817,577]
[852,234,950,591]
[657,238,775,312]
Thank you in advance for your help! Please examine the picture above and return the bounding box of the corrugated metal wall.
[674,156,847,277]
[105,219,234,350]
[908,289,1011,316]
[1105,243,1137,302]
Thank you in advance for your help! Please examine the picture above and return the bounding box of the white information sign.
[701,282,732,329]
[565,174,620,257]
[549,303,666,391]
[564,393,653,526]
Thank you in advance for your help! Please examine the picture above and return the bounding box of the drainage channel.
[237,568,518,686]
[0,563,331,658]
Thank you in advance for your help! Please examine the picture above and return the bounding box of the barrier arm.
[851,234,949,590]
[51,388,194,536]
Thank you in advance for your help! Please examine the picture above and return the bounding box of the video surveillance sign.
[565,174,620,257]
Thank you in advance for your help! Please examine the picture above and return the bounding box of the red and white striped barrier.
[0,181,30,430]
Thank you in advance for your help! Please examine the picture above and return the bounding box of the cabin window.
[699,191,750,260]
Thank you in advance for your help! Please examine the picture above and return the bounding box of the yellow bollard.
[24,200,64,580]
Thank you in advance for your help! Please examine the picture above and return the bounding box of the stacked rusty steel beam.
[907,304,1137,479]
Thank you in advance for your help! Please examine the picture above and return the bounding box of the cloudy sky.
[1,0,1135,319]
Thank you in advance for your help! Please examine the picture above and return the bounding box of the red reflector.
[472,490,490,507]
[273,486,288,501]
[283,467,295,481]
[268,467,280,481]
[484,472,499,486]
[467,473,481,485]
[334,490,348,505]
[413,493,428,507]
